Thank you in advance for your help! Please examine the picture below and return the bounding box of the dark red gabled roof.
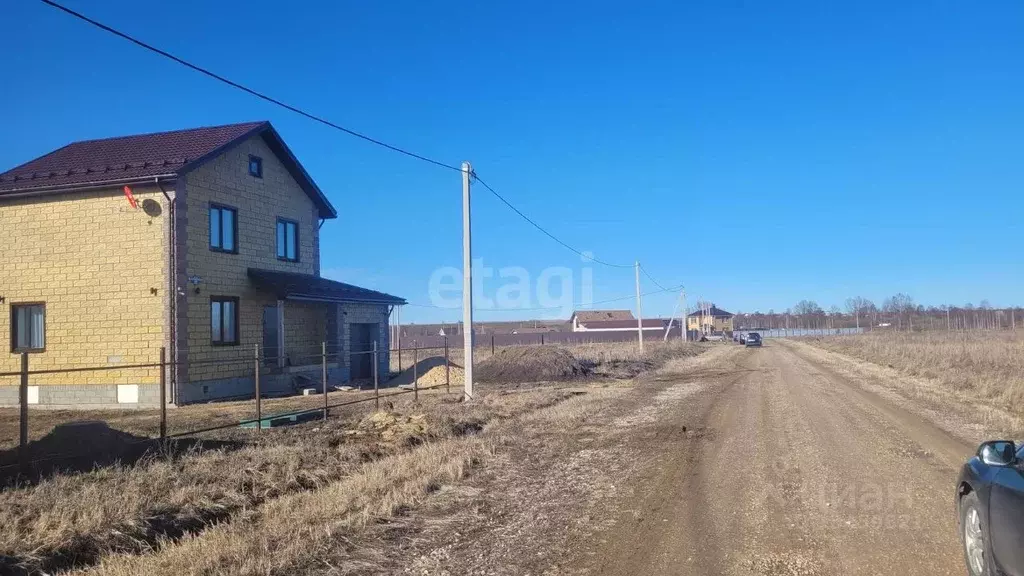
[687,305,734,318]
[0,122,262,192]
[0,121,337,218]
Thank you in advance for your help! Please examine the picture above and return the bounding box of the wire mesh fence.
[0,341,457,481]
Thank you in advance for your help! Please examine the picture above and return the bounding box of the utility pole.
[635,261,644,352]
[663,289,685,342]
[462,161,475,400]
[681,289,687,342]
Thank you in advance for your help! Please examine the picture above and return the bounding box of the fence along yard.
[0,338,699,484]
[0,341,453,480]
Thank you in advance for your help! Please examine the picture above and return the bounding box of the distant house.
[687,305,734,333]
[570,310,664,332]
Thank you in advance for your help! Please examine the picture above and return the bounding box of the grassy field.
[0,341,703,575]
[804,330,1024,412]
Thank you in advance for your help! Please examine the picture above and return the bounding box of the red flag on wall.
[123,185,139,209]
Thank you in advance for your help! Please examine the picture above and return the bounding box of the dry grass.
[805,331,1024,413]
[572,339,702,365]
[82,437,493,575]
[0,340,708,575]
[0,388,571,575]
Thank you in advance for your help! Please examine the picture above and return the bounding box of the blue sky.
[2,0,1021,323]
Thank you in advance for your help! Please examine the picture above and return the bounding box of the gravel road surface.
[584,341,974,576]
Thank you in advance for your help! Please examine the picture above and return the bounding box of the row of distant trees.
[735,294,1023,331]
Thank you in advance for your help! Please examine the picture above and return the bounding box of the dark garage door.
[349,323,377,380]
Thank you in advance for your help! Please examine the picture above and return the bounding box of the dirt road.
[584,341,975,576]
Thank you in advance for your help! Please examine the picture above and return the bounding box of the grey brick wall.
[340,302,390,381]
[0,384,161,409]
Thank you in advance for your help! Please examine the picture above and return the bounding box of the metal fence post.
[373,341,380,411]
[491,334,495,356]
[19,352,29,477]
[413,346,419,402]
[321,341,328,421]
[254,343,261,432]
[541,333,545,346]
[444,335,450,394]
[159,347,167,440]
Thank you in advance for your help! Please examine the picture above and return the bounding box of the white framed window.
[11,303,45,352]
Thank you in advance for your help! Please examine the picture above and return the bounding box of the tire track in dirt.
[580,342,974,576]
[773,342,969,575]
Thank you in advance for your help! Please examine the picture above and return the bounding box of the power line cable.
[402,284,682,312]
[472,174,634,269]
[37,0,462,173]
[638,263,673,293]
[41,0,666,278]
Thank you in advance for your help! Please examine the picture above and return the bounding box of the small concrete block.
[117,384,139,404]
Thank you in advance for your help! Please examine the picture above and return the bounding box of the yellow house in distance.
[0,121,404,408]
[686,305,734,333]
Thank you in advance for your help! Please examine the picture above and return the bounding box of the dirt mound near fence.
[475,346,592,385]
[0,421,152,484]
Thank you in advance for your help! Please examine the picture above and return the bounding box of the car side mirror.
[978,440,1017,467]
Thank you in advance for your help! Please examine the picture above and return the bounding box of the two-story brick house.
[0,121,404,407]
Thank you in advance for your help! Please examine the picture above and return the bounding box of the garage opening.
[349,323,377,380]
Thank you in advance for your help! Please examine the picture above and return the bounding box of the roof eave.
[0,174,178,201]
[287,294,407,305]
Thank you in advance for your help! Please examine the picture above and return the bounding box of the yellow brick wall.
[184,134,322,381]
[283,301,328,364]
[0,187,169,385]
[687,316,734,332]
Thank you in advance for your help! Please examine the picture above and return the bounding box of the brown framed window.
[11,303,45,353]
[276,218,299,262]
[209,204,238,253]
[211,297,240,346]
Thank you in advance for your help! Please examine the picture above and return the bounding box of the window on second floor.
[276,218,299,262]
[209,204,237,253]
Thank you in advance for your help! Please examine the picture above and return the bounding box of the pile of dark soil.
[0,421,155,484]
[476,347,592,384]
[1,421,240,487]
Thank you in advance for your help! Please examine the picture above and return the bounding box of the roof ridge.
[68,120,268,146]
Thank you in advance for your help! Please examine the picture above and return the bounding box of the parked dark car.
[745,332,762,347]
[956,440,1024,576]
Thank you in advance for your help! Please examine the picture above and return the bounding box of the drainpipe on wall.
[155,177,176,404]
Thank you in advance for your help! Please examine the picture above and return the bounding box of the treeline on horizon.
[733,294,1023,331]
